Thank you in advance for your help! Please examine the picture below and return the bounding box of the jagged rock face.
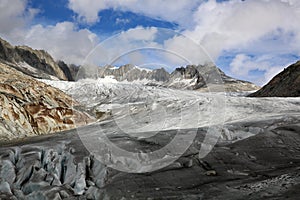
[57,61,75,81]
[249,61,300,97]
[0,62,93,141]
[98,64,170,82]
[168,65,205,90]
[96,64,259,92]
[14,46,67,80]
[0,37,77,81]
[173,65,200,79]
[0,38,22,63]
[166,64,259,91]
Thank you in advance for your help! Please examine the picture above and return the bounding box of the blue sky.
[0,0,299,85]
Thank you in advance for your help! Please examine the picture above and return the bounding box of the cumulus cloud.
[22,22,99,64]
[68,0,201,27]
[179,0,300,59]
[163,35,212,65]
[85,27,161,66]
[0,0,38,39]
[160,0,300,85]
[229,54,291,85]
[0,0,99,65]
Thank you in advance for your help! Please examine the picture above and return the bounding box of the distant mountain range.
[95,63,260,92]
[1,36,299,98]
[0,37,259,92]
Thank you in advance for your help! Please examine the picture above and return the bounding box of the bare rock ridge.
[0,62,93,141]
[0,38,76,81]
[249,61,300,97]
[97,64,259,91]
[98,64,170,82]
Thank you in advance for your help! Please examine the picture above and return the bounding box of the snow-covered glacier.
[41,78,300,141]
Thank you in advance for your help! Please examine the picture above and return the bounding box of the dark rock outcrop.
[249,61,300,97]
[57,61,75,81]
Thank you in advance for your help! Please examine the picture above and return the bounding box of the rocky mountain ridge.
[0,38,77,81]
[96,64,260,92]
[249,60,300,97]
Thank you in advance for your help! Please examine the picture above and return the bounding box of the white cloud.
[0,1,98,65]
[229,54,288,85]
[119,26,158,41]
[163,35,211,65]
[68,0,201,27]
[116,18,130,25]
[0,0,38,39]
[161,0,300,85]
[85,27,161,66]
[22,22,99,64]
[180,0,300,59]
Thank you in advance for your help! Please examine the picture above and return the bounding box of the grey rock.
[59,189,70,198]
[86,186,104,200]
[12,188,25,200]
[29,167,47,183]
[22,181,49,195]
[15,165,34,189]
[51,192,62,200]
[63,153,77,185]
[0,179,12,194]
[73,163,86,195]
[90,157,107,188]
[25,191,47,200]
[0,159,16,185]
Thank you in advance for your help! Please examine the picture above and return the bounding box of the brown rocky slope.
[0,62,93,141]
[249,61,300,97]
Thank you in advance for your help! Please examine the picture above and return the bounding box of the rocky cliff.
[0,38,77,81]
[0,62,93,141]
[249,61,300,97]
